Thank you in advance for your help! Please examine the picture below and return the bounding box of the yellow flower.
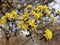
[5,12,12,20]
[22,24,28,31]
[0,19,6,24]
[28,19,35,26]
[17,21,28,31]
[45,10,50,16]
[17,21,24,27]
[35,12,43,20]
[36,5,47,11]
[1,16,6,20]
[11,11,17,15]
[26,5,32,9]
[11,11,18,20]
[36,5,50,16]
[52,17,56,22]
[35,7,40,12]
[31,12,43,20]
[31,11,36,16]
[1,16,7,24]
[44,28,53,40]
[28,19,37,31]
[32,25,37,31]
[20,13,29,21]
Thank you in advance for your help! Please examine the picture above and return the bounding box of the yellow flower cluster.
[0,11,18,25]
[0,5,56,33]
[17,19,37,31]
[17,5,56,31]
[44,28,53,40]
[35,5,50,16]
[25,5,50,20]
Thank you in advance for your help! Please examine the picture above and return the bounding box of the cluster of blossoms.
[0,4,60,41]
[0,11,18,24]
